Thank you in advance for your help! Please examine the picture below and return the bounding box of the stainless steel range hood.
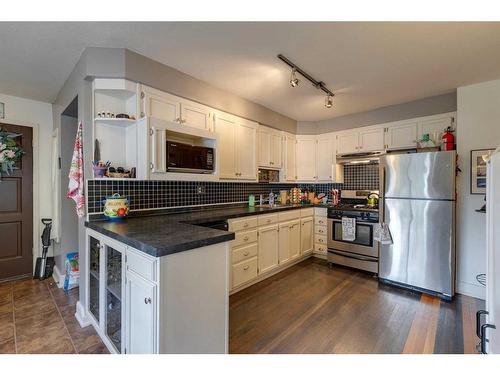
[336,151,385,164]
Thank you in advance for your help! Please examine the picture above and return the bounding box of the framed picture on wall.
[471,148,494,194]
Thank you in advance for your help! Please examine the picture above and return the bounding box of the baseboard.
[75,300,91,328]
[52,265,65,288]
[457,280,486,300]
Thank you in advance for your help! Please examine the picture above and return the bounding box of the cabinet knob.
[243,265,249,271]
[144,297,152,304]
[243,236,249,241]
[243,222,249,228]
[140,112,145,118]
[243,251,250,256]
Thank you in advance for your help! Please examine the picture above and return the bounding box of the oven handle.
[327,249,378,262]
[328,218,376,226]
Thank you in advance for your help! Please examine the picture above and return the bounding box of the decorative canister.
[103,193,129,220]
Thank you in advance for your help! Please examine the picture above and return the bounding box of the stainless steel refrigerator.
[379,151,456,300]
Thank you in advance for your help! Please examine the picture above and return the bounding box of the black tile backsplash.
[87,164,378,213]
[342,163,379,190]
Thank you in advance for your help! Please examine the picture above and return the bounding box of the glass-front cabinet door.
[105,244,124,353]
[88,236,101,323]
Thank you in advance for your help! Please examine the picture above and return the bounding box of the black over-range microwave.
[166,141,214,173]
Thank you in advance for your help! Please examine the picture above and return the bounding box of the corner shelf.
[94,118,136,127]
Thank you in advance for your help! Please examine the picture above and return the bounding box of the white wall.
[0,92,54,263]
[456,78,500,299]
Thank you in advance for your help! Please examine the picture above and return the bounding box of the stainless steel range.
[327,190,380,273]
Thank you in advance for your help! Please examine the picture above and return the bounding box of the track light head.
[325,94,334,108]
[290,69,299,87]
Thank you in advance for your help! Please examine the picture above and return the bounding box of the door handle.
[477,310,489,338]
[480,323,496,354]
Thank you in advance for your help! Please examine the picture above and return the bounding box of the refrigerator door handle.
[477,310,489,339]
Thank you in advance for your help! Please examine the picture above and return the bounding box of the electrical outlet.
[197,185,206,194]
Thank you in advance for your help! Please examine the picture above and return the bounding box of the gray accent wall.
[297,92,457,135]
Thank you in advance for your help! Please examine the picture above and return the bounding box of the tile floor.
[0,277,107,354]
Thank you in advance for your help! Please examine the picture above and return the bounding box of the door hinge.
[58,157,62,170]
[140,91,145,99]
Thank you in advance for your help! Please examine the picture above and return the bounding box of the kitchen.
[0,18,500,367]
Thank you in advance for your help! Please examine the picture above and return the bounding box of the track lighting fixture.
[290,68,299,87]
[325,94,333,108]
[278,53,335,109]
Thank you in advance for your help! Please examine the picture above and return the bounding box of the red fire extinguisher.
[442,127,455,151]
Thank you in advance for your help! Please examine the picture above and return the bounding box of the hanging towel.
[67,122,85,218]
[51,129,61,241]
[341,216,356,241]
[374,223,393,245]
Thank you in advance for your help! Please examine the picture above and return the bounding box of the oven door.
[327,218,378,258]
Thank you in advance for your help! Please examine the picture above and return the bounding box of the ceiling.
[1,22,500,121]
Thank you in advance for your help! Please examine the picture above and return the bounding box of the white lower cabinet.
[125,270,157,354]
[258,224,279,274]
[279,220,301,264]
[300,216,314,255]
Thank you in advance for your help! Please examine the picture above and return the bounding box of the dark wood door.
[0,123,33,280]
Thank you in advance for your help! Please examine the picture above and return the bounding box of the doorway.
[56,97,79,273]
[0,123,33,281]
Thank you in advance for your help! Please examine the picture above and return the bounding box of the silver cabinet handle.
[318,220,324,224]
[144,297,152,304]
[243,222,249,228]
[243,265,249,270]
[318,229,324,233]
[266,219,271,223]
[243,251,250,256]
[243,236,249,241]
[175,117,181,123]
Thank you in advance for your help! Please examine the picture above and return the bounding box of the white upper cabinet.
[141,85,213,132]
[258,125,282,169]
[418,116,454,145]
[236,119,258,180]
[316,136,334,182]
[337,131,359,154]
[283,132,296,181]
[358,127,385,152]
[215,112,257,181]
[296,136,317,181]
[215,112,238,179]
[384,121,418,150]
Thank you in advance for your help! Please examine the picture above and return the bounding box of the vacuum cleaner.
[34,218,55,280]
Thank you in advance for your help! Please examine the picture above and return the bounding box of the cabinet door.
[236,120,257,180]
[104,242,125,353]
[418,116,453,145]
[271,133,282,168]
[143,90,181,123]
[278,222,291,264]
[258,225,279,274]
[284,133,296,181]
[149,120,167,174]
[300,217,314,255]
[385,122,418,150]
[337,132,359,154]
[125,270,157,354]
[258,128,271,168]
[289,220,301,260]
[180,102,212,131]
[359,128,385,152]
[296,138,317,181]
[316,136,333,181]
[88,235,101,324]
[215,113,237,179]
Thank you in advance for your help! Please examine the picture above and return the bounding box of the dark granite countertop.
[85,203,318,257]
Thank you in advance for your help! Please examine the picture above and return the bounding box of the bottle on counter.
[269,191,275,206]
[248,194,255,207]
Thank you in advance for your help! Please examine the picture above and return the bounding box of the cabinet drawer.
[232,243,258,264]
[314,216,328,226]
[258,214,278,226]
[126,248,157,282]
[314,207,327,217]
[278,209,301,222]
[229,217,258,232]
[315,234,327,245]
[314,243,328,254]
[314,226,327,235]
[301,208,314,218]
[232,258,258,288]
[232,229,258,248]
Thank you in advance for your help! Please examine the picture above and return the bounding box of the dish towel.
[67,121,85,218]
[341,216,356,241]
[374,223,393,245]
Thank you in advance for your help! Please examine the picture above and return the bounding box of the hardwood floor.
[229,257,484,354]
[0,277,107,354]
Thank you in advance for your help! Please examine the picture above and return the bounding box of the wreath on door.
[0,129,24,176]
